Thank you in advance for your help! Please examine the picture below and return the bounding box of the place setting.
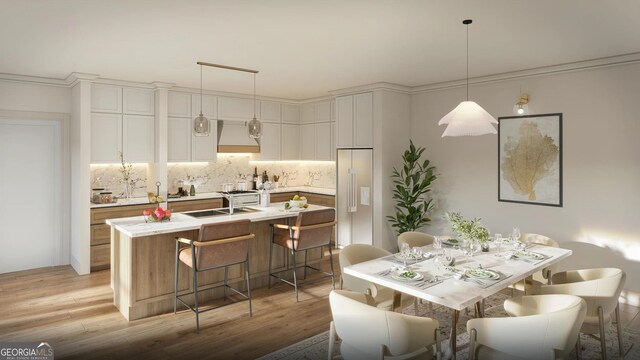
[375,265,444,290]
[383,243,433,266]
[440,264,513,289]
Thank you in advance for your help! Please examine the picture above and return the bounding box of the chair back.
[520,233,559,283]
[469,294,586,360]
[292,208,335,250]
[397,231,434,248]
[339,244,391,294]
[195,219,252,270]
[330,290,438,359]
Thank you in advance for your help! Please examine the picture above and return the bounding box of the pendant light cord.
[253,73,256,118]
[200,64,203,114]
[466,21,469,101]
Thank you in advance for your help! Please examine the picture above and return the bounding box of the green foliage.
[386,140,437,234]
[445,212,490,243]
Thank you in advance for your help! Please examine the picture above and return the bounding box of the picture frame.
[498,113,562,207]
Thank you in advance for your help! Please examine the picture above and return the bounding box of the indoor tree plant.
[387,140,437,234]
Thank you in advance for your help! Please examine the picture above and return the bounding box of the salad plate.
[390,270,424,282]
[513,251,545,260]
[465,268,500,280]
[393,252,429,261]
[442,238,460,247]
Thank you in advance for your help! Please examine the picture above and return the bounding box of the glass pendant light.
[194,64,210,137]
[513,93,529,115]
[439,19,497,137]
[247,72,262,139]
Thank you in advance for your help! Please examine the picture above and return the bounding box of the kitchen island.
[106,203,333,320]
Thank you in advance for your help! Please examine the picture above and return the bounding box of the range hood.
[217,121,260,153]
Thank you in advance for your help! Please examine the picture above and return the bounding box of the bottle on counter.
[252,167,258,190]
[189,184,196,196]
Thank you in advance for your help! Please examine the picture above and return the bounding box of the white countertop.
[106,202,332,238]
[90,186,334,208]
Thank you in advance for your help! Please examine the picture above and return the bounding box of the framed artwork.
[498,113,562,207]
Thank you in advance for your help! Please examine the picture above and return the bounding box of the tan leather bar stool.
[174,219,255,332]
[268,208,336,302]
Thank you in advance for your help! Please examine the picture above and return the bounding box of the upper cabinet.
[218,96,259,121]
[336,92,373,148]
[259,122,281,160]
[122,115,155,162]
[282,104,300,124]
[168,117,217,162]
[281,124,300,160]
[191,94,217,119]
[300,103,315,123]
[315,101,332,122]
[123,88,155,115]
[168,91,191,118]
[90,113,122,163]
[91,84,122,113]
[261,101,281,123]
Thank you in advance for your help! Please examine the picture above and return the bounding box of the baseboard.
[70,254,89,275]
[622,290,640,307]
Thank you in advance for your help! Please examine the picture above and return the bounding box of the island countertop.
[106,203,331,238]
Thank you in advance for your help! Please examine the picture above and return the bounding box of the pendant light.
[513,93,530,115]
[247,72,262,139]
[193,64,210,137]
[439,19,497,137]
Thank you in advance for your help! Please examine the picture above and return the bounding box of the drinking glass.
[494,233,503,254]
[400,243,411,267]
[412,247,423,262]
[433,236,442,251]
[512,227,521,242]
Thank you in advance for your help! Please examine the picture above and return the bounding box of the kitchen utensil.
[223,183,234,192]
[236,181,247,191]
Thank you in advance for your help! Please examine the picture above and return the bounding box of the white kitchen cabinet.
[336,92,373,148]
[123,88,155,115]
[330,122,336,161]
[122,115,155,163]
[91,84,122,113]
[281,124,300,160]
[299,124,316,160]
[168,92,191,118]
[167,117,191,162]
[315,101,331,122]
[259,122,281,160]
[315,122,331,160]
[261,101,281,123]
[282,104,300,124]
[218,96,259,121]
[191,94,217,119]
[91,113,122,163]
[191,119,217,162]
[300,103,315,123]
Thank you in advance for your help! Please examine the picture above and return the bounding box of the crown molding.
[65,72,100,87]
[0,73,70,87]
[330,82,412,96]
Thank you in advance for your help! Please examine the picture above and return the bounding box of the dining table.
[342,242,572,359]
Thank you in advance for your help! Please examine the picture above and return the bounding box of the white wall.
[0,80,70,113]
[410,62,640,305]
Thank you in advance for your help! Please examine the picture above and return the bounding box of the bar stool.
[268,208,336,302]
[174,219,255,332]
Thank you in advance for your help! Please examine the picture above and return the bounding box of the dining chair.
[509,233,559,294]
[329,289,441,360]
[174,219,254,333]
[339,243,417,312]
[467,294,586,360]
[268,208,336,302]
[529,267,626,360]
[397,231,435,249]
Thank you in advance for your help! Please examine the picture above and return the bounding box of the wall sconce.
[514,93,529,115]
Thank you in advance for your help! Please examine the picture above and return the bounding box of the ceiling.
[1,0,640,100]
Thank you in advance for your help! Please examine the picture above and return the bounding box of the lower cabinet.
[270,191,335,207]
[270,192,298,203]
[167,198,223,213]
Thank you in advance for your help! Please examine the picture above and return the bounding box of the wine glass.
[512,227,521,242]
[433,236,442,251]
[412,247,423,262]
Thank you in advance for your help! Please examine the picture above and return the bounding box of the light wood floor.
[2,262,640,360]
[0,259,339,360]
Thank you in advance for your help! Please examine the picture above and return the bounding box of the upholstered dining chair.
[329,290,441,360]
[397,231,435,249]
[467,294,586,360]
[268,208,336,302]
[339,243,416,312]
[174,219,254,332]
[510,233,560,294]
[529,268,626,360]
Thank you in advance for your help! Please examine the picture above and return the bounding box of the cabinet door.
[299,123,316,160]
[123,115,155,162]
[281,124,299,160]
[259,122,281,160]
[123,88,155,115]
[91,84,122,113]
[330,122,336,161]
[282,104,300,124]
[168,91,191,118]
[91,113,122,163]
[168,117,191,162]
[192,119,217,162]
[191,94,217,119]
[315,123,331,160]
[300,103,315,123]
[354,92,373,147]
[261,101,281,123]
[315,101,331,122]
[336,96,353,148]
[218,96,259,121]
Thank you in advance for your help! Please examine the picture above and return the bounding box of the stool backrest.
[195,219,252,270]
[292,208,335,250]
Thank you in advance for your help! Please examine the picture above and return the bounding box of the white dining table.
[342,243,572,360]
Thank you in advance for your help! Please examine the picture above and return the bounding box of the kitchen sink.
[184,207,258,218]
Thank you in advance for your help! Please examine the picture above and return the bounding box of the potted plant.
[445,212,490,251]
[387,140,437,234]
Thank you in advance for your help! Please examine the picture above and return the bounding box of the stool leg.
[291,249,299,302]
[174,240,179,314]
[303,250,308,279]
[615,303,624,358]
[192,250,200,333]
[223,266,228,300]
[246,255,252,317]
[327,245,335,289]
[576,334,583,360]
[598,306,606,360]
[268,236,273,289]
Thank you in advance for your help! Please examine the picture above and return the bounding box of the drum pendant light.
[193,64,210,137]
[247,72,262,139]
[439,19,497,137]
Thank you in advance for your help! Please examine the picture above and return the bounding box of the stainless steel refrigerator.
[337,148,373,247]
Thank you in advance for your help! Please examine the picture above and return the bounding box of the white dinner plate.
[466,268,500,280]
[390,270,424,282]
[393,253,426,262]
[513,251,545,260]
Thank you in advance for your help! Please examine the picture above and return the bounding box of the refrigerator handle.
[348,169,358,212]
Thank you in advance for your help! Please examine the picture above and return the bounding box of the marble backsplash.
[90,154,335,197]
